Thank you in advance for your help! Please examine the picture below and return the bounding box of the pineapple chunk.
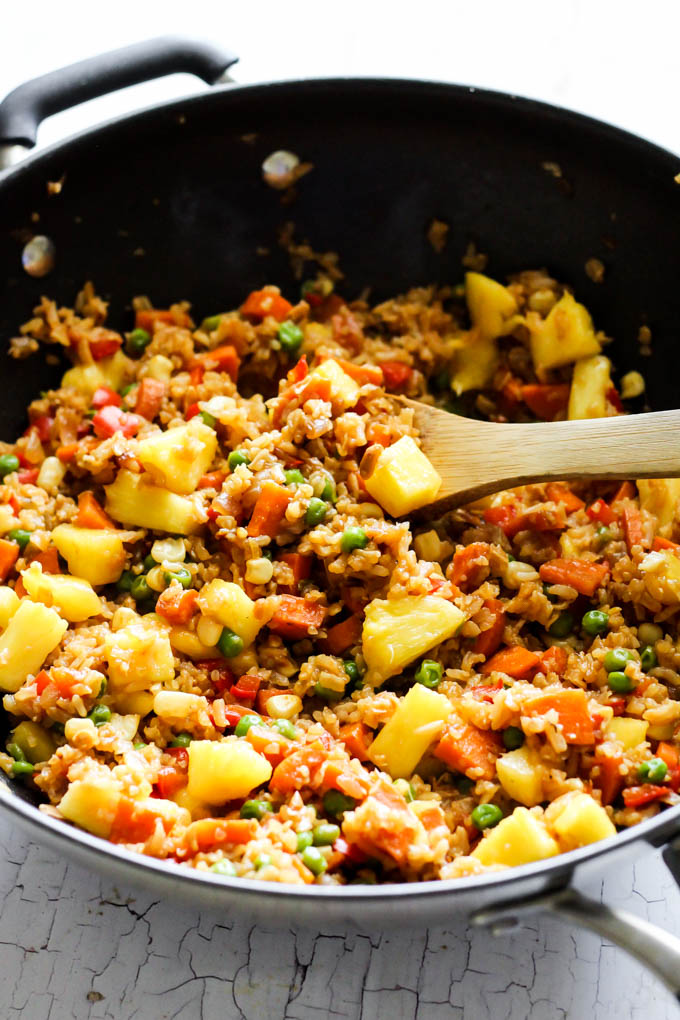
[0,505,19,535]
[58,779,121,838]
[0,600,67,693]
[197,579,270,647]
[104,469,205,535]
[529,292,601,373]
[364,436,442,517]
[171,785,211,819]
[187,738,272,804]
[362,594,465,681]
[153,690,205,722]
[496,745,544,806]
[310,359,360,409]
[465,272,518,341]
[0,586,20,628]
[639,549,680,605]
[367,684,452,778]
[169,627,220,661]
[52,523,126,587]
[451,334,500,395]
[105,622,175,693]
[107,713,140,742]
[549,792,616,850]
[61,362,107,397]
[99,350,133,392]
[139,354,173,381]
[472,806,560,867]
[135,796,190,830]
[114,690,154,716]
[10,720,56,764]
[568,355,612,420]
[136,419,217,495]
[21,563,101,622]
[637,479,680,533]
[605,716,649,750]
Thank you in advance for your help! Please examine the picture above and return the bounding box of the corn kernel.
[245,557,274,585]
[196,615,223,648]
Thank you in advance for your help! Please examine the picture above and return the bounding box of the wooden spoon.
[402,400,680,512]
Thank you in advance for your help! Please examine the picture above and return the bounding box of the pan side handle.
[0,37,238,162]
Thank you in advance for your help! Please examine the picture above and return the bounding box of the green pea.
[278,321,304,354]
[254,853,272,870]
[12,760,34,777]
[343,660,361,687]
[0,454,20,478]
[314,682,342,701]
[595,524,613,548]
[116,570,135,593]
[341,527,367,554]
[300,845,328,875]
[284,468,305,486]
[88,704,112,727]
[98,677,108,697]
[119,383,135,398]
[6,743,25,761]
[131,575,154,602]
[471,803,503,830]
[228,450,250,471]
[582,610,610,637]
[502,726,525,750]
[164,565,192,589]
[641,645,658,672]
[261,548,273,561]
[143,554,157,570]
[638,757,668,783]
[126,328,151,357]
[240,799,274,820]
[414,659,443,689]
[133,742,147,751]
[393,778,415,802]
[320,479,336,503]
[604,648,637,673]
[201,314,224,332]
[542,583,560,604]
[323,790,356,816]
[234,715,260,737]
[169,732,192,748]
[638,622,663,646]
[271,718,298,740]
[305,497,328,527]
[218,627,244,658]
[312,823,340,846]
[548,611,574,638]
[7,528,31,550]
[432,369,450,392]
[296,831,314,852]
[199,410,217,428]
[607,671,636,693]
[211,859,237,877]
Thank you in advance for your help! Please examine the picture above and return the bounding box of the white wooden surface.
[3,2,680,1016]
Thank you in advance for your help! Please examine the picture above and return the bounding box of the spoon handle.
[413,408,680,507]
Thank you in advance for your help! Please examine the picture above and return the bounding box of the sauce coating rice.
[1,270,679,885]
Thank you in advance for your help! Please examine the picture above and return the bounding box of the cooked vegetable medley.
[1,269,679,885]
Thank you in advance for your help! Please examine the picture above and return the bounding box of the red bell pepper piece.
[91,386,122,409]
[92,405,142,439]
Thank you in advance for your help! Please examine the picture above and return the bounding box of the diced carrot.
[380,361,412,390]
[539,645,568,677]
[268,595,326,640]
[514,504,567,534]
[191,344,240,381]
[328,837,368,869]
[338,722,371,761]
[110,797,169,843]
[189,365,204,386]
[271,376,332,428]
[448,542,492,592]
[332,358,384,386]
[653,536,680,552]
[51,671,78,698]
[134,377,166,420]
[621,502,649,553]
[34,670,51,695]
[287,355,308,384]
[365,421,392,447]
[240,289,292,322]
[92,405,141,439]
[483,503,520,537]
[0,539,19,582]
[521,383,570,420]
[197,470,226,490]
[597,753,624,806]
[473,598,506,658]
[245,724,292,766]
[183,817,258,853]
[349,781,419,865]
[155,766,188,799]
[91,386,121,409]
[480,645,541,679]
[155,587,199,625]
[586,498,617,525]
[247,481,292,539]
[417,802,447,831]
[87,328,123,361]
[75,490,115,529]
[546,483,585,513]
[501,375,525,405]
[135,308,191,332]
[34,547,59,573]
[13,578,26,598]
[269,744,328,794]
[231,673,262,700]
[622,784,667,809]
[434,721,502,781]
[523,689,595,745]
[321,614,363,656]
[539,558,610,597]
[255,688,283,714]
[277,552,313,595]
[657,742,680,792]
[319,759,371,800]
[56,442,80,462]
[612,481,636,505]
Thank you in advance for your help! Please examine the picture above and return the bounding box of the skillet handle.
[0,36,238,150]
[472,879,680,1003]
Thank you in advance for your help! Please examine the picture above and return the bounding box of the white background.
[2,2,680,1017]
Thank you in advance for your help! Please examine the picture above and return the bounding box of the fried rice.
[1,268,679,886]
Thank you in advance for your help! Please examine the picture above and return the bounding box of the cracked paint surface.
[1,823,678,1019]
